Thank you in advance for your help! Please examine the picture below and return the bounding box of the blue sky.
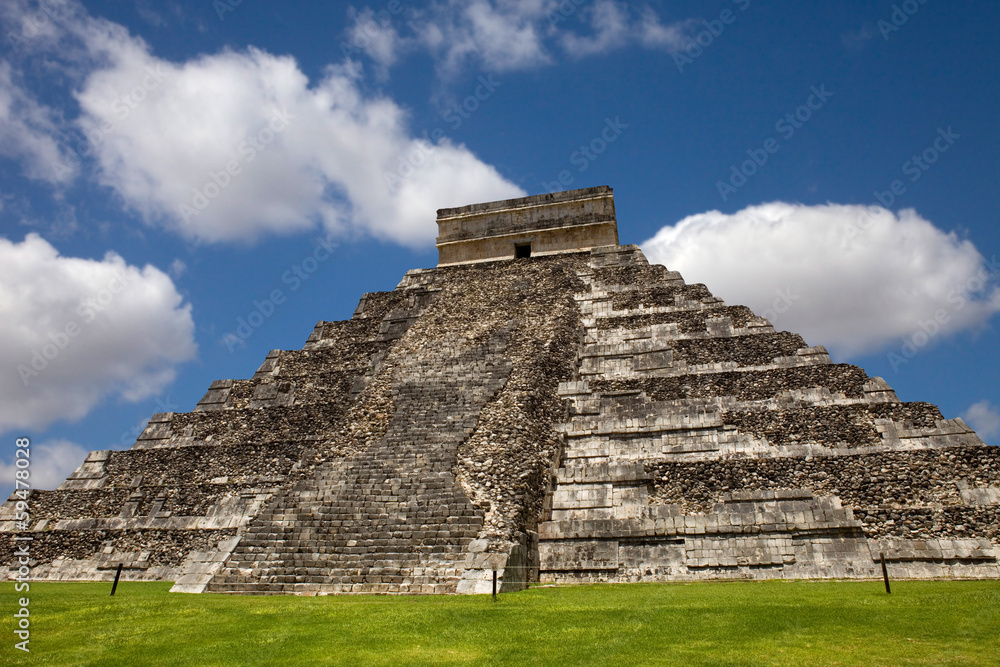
[1,0,998,494]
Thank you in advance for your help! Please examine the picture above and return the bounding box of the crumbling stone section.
[645,448,1000,556]
[860,507,1000,544]
[722,403,943,449]
[610,283,713,311]
[348,289,413,323]
[593,262,677,286]
[0,529,238,567]
[101,443,305,486]
[21,489,134,521]
[591,365,870,402]
[669,332,808,366]
[599,305,758,333]
[0,528,237,583]
[159,405,355,448]
[648,447,1000,515]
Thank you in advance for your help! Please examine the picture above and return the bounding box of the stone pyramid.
[3,186,998,594]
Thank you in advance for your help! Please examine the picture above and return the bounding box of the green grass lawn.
[2,579,997,666]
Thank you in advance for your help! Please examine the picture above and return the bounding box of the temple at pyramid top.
[435,185,619,265]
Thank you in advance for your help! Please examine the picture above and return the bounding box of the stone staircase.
[205,329,514,594]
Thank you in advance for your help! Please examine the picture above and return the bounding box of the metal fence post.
[110,563,123,596]
[880,552,891,594]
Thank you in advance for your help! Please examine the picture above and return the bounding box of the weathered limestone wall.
[537,244,999,583]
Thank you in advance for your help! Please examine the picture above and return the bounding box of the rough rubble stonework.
[2,185,998,593]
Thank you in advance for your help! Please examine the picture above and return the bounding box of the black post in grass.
[110,563,123,596]
[492,569,497,601]
[880,552,891,594]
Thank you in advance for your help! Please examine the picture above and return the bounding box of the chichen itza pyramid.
[3,186,998,594]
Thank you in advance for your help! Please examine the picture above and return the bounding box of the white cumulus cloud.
[0,439,89,494]
[1,0,524,246]
[71,27,525,245]
[962,400,1000,443]
[642,202,1000,359]
[0,234,197,433]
